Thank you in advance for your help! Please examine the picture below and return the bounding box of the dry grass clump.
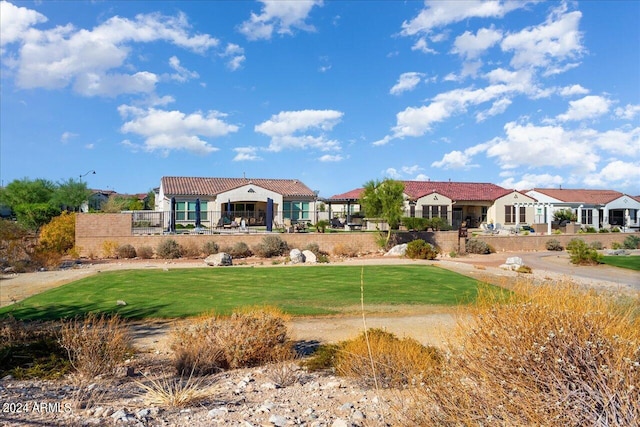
[335,328,442,388]
[333,242,361,257]
[59,313,132,378]
[403,283,640,426]
[136,371,220,407]
[171,307,292,376]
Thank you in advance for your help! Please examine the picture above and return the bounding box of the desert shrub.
[405,239,438,260]
[599,227,610,233]
[623,235,640,249]
[465,239,493,254]
[101,240,119,259]
[0,219,33,268]
[180,240,201,258]
[37,212,76,255]
[0,317,71,380]
[156,238,182,259]
[335,329,442,388]
[137,245,154,259]
[59,313,131,378]
[171,307,292,375]
[516,265,532,274]
[584,226,597,233]
[566,238,601,265]
[552,229,563,235]
[202,241,219,255]
[545,238,563,251]
[402,217,428,231]
[405,283,640,426]
[302,343,340,372]
[375,230,399,251]
[611,227,621,232]
[137,373,220,408]
[333,242,361,257]
[116,244,136,259]
[611,241,622,250]
[224,241,252,258]
[590,240,603,250]
[253,235,289,258]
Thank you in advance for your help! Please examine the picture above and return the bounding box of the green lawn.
[601,256,640,271]
[0,265,485,321]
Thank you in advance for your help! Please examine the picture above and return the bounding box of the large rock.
[204,252,232,267]
[302,250,317,263]
[505,256,524,266]
[384,244,407,257]
[290,249,305,264]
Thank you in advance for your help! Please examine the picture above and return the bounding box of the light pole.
[79,170,96,181]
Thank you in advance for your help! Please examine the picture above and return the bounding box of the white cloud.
[220,43,245,71]
[401,0,532,36]
[583,160,640,189]
[168,56,199,82]
[401,165,424,175]
[0,0,47,47]
[413,173,430,181]
[452,26,502,59]
[118,105,238,155]
[3,6,218,96]
[383,168,402,179]
[255,109,343,152]
[499,173,564,190]
[556,95,611,122]
[318,154,343,162]
[615,104,640,120]
[411,37,437,54]
[559,84,589,97]
[390,72,425,95]
[501,5,584,73]
[60,131,78,143]
[233,147,262,161]
[476,97,512,122]
[239,0,323,41]
[485,122,600,173]
[431,150,474,169]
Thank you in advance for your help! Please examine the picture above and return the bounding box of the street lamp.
[79,170,96,181]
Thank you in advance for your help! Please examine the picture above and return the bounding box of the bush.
[156,238,182,259]
[116,244,136,259]
[180,240,201,258]
[334,329,442,388]
[314,219,329,233]
[225,242,252,258]
[253,235,289,258]
[465,239,493,254]
[0,219,33,268]
[611,227,621,232]
[599,227,610,233]
[590,240,603,250]
[623,235,640,249]
[566,238,601,265]
[171,307,292,375]
[101,240,119,258]
[545,238,563,251]
[37,212,76,255]
[137,245,154,259]
[0,317,71,380]
[406,283,640,426]
[405,239,438,260]
[202,241,219,255]
[59,313,131,378]
[611,241,623,250]
[402,217,428,231]
[584,226,597,233]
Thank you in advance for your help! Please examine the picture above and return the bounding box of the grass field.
[601,255,640,271]
[0,265,484,321]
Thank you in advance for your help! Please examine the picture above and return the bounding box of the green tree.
[0,178,59,230]
[52,178,91,212]
[359,178,405,246]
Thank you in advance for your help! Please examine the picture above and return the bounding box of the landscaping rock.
[204,252,232,266]
[384,244,407,257]
[289,249,305,264]
[302,249,317,263]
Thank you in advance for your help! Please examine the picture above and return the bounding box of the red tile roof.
[161,176,316,198]
[328,181,513,202]
[532,188,623,204]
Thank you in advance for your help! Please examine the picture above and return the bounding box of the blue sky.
[1,0,639,198]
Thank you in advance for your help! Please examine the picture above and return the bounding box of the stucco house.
[157,176,318,228]
[525,188,640,231]
[327,181,536,229]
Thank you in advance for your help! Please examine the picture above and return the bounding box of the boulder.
[505,256,524,266]
[204,252,233,267]
[302,250,317,263]
[290,249,305,264]
[384,244,407,257]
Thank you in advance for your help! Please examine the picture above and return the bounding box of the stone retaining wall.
[471,232,630,252]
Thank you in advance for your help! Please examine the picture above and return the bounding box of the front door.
[452,208,463,229]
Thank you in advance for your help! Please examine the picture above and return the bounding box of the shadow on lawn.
[0,301,172,322]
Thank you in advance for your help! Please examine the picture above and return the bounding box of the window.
[175,201,208,221]
[422,205,448,220]
[283,201,310,220]
[581,209,593,225]
[505,206,526,224]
